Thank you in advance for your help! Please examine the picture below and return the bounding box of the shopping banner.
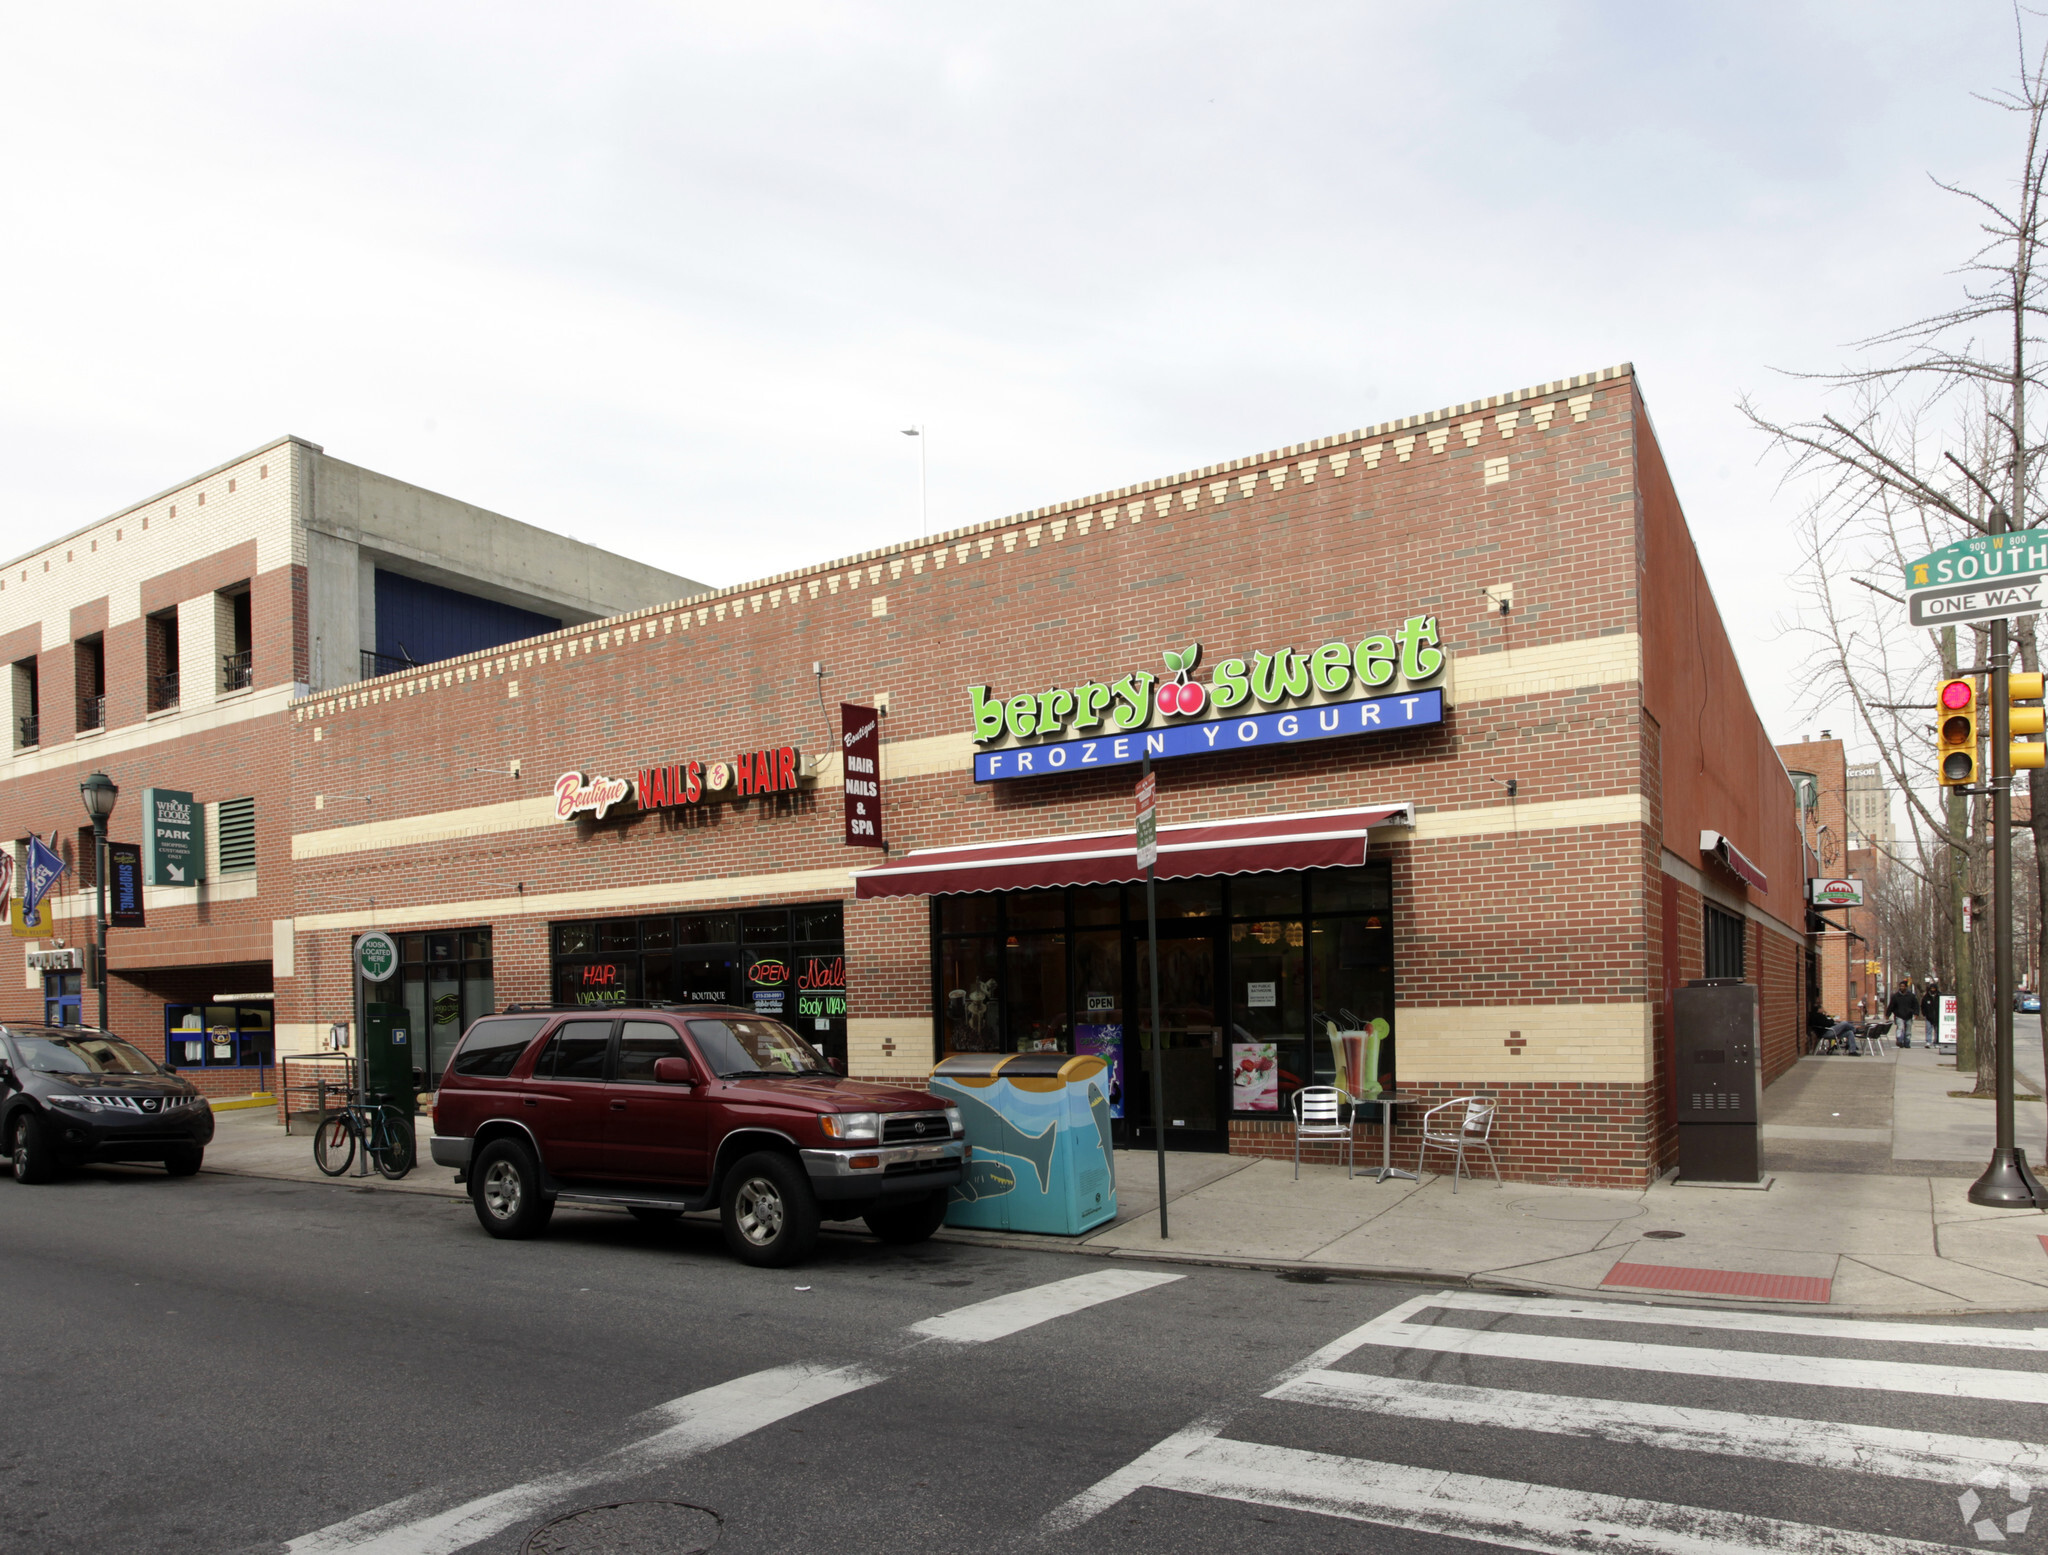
[840,703,883,848]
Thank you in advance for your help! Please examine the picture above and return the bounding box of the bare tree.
[1747,15,2048,1100]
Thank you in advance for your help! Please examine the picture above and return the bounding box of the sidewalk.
[193,1057,2048,1314]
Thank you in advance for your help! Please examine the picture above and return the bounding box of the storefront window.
[548,903,847,1065]
[1229,919,1306,1115]
[940,936,1002,1052]
[357,928,495,1084]
[926,863,1394,1132]
[164,1001,275,1069]
[1007,931,1068,1052]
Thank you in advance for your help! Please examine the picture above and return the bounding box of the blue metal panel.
[373,570,560,667]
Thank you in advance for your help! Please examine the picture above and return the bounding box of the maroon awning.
[1700,829,1768,894]
[851,802,1412,899]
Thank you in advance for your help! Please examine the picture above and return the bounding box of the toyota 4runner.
[429,1005,964,1266]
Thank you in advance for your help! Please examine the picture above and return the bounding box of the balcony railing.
[77,694,104,732]
[16,714,37,748]
[221,650,253,692]
[359,648,417,680]
[151,671,179,712]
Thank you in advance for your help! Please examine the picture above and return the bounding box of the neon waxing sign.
[968,617,1447,783]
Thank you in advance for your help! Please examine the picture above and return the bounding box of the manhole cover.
[1642,1229,1686,1240]
[1509,1198,1646,1223]
[523,1501,722,1555]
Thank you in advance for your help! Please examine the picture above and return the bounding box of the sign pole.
[1137,757,1168,1239]
[1970,571,2046,1204]
[93,818,108,1031]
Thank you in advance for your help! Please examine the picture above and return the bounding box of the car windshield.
[685,1017,830,1078]
[11,1035,160,1075]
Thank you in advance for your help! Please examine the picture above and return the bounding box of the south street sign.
[1905,529,2048,627]
[974,689,1445,782]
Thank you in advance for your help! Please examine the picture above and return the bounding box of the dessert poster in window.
[1231,1041,1279,1111]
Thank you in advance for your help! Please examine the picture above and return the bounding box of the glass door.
[1126,923,1226,1151]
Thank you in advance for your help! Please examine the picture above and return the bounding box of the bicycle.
[313,1100,415,1180]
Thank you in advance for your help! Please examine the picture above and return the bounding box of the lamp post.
[900,425,927,537]
[78,770,118,1031]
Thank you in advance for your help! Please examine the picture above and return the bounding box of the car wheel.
[628,1206,683,1225]
[719,1151,819,1267]
[164,1147,203,1177]
[865,1189,950,1245]
[470,1139,554,1240]
[10,1112,58,1184]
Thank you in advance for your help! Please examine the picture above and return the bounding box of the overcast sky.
[0,4,2023,752]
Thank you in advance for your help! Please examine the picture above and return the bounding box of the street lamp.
[78,769,118,1031]
[900,425,927,537]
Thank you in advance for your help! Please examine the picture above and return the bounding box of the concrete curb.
[206,1094,278,1113]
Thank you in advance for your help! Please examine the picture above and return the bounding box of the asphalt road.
[5,1165,2048,1555]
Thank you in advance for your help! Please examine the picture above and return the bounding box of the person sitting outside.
[1887,980,1920,1048]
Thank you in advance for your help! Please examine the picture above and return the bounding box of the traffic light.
[2013,671,2046,771]
[1938,676,1979,786]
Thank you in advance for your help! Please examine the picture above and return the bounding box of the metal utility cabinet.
[1673,978,1762,1183]
[360,1002,418,1116]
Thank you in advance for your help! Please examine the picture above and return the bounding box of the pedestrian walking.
[1920,979,1941,1049]
[1887,980,1919,1048]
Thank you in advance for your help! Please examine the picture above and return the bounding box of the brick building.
[281,363,1806,1188]
[2,436,700,1095]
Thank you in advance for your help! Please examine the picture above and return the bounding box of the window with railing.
[217,796,257,873]
[221,651,252,692]
[75,634,105,731]
[147,609,179,711]
[9,657,35,749]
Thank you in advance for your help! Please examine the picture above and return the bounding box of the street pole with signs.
[1135,761,1168,1238]
[1906,530,2048,1206]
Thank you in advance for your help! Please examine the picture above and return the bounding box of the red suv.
[428,1005,964,1266]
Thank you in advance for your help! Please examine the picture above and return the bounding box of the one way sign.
[1905,529,2048,627]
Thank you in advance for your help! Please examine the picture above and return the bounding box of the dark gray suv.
[1,1025,213,1181]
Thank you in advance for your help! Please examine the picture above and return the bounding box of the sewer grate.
[523,1500,722,1555]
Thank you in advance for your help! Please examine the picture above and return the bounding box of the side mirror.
[653,1056,697,1085]
[828,1057,846,1076]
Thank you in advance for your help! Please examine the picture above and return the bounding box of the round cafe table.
[1355,1092,1418,1183]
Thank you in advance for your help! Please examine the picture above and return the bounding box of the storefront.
[282,364,1810,1186]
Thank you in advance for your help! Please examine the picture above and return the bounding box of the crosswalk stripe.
[288,1361,883,1555]
[1069,1433,1978,1554]
[906,1268,1183,1344]
[1352,1318,2048,1403]
[1270,1369,2048,1484]
[291,1268,1182,1555]
[1378,1290,2048,1352]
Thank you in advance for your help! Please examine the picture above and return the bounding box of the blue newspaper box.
[929,1052,1117,1235]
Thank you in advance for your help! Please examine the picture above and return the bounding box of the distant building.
[1845,762,1894,853]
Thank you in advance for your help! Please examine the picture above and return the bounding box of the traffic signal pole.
[1970,594,2046,1206]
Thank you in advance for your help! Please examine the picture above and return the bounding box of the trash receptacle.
[929,1052,1117,1234]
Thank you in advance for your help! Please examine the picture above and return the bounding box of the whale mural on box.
[930,1053,1117,1233]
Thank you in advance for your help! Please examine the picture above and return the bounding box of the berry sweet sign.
[968,617,1448,783]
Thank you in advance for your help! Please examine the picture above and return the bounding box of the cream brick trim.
[1446,632,1639,705]
[40,873,261,922]
[1400,793,1648,841]
[294,795,560,860]
[1396,1002,1654,1084]
[3,682,297,781]
[291,865,860,934]
[847,1017,932,1080]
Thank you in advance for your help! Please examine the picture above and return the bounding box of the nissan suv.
[428,1005,964,1266]
[2,1024,214,1181]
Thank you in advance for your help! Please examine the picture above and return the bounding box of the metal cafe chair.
[1293,1085,1355,1180]
[1418,1095,1502,1193]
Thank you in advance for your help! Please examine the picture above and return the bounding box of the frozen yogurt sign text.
[967,617,1448,783]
